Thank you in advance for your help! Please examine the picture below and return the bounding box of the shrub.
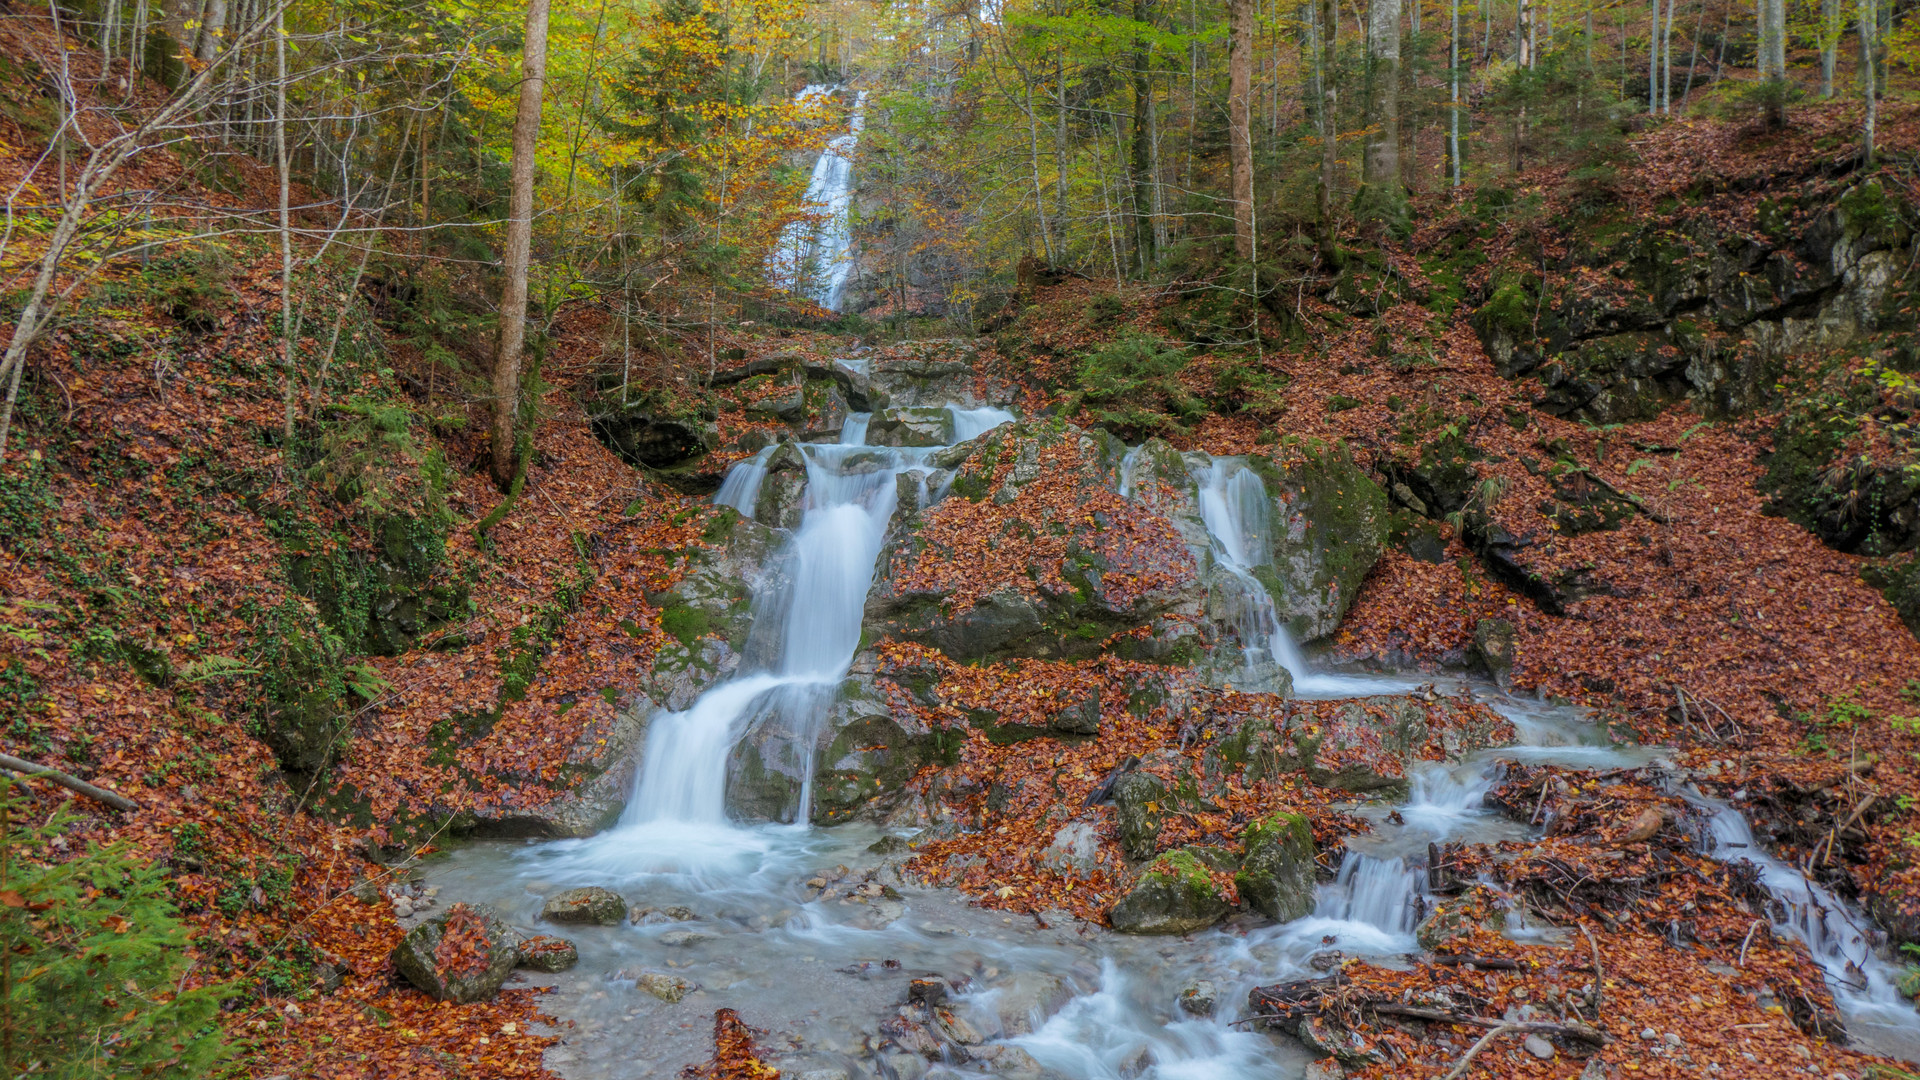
[0,783,235,1078]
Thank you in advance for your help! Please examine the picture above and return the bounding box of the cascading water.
[1186,456,1376,696]
[767,87,869,311]
[418,425,1920,1078]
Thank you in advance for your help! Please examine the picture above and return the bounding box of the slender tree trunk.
[1055,54,1068,250]
[1661,0,1677,111]
[275,4,294,439]
[1821,0,1839,95]
[1860,0,1876,163]
[1359,0,1404,222]
[196,0,226,60]
[1229,0,1255,256]
[1148,72,1168,255]
[1131,0,1155,273]
[1025,77,1055,264]
[490,0,549,488]
[1316,0,1337,235]
[1449,0,1461,188]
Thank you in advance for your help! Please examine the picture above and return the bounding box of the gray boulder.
[1109,772,1167,861]
[541,886,628,926]
[868,407,955,447]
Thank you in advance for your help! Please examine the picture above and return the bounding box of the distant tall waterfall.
[767,87,870,312]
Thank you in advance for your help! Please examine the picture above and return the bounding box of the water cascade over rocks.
[766,86,869,311]
[418,393,1920,1078]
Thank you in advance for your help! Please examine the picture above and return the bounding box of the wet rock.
[969,1044,1052,1079]
[514,934,578,973]
[390,903,520,1003]
[927,1006,986,1046]
[1303,1061,1346,1080]
[867,406,955,447]
[991,971,1074,1035]
[752,442,811,531]
[633,970,694,1003]
[540,886,628,926]
[1109,771,1167,861]
[1235,812,1316,923]
[1177,979,1219,1016]
[882,1051,929,1080]
[1109,848,1235,935]
[1118,1044,1157,1077]
[1471,618,1518,688]
[907,977,951,1007]
[1415,887,1510,951]
[868,834,913,856]
[658,929,713,947]
[1249,445,1392,643]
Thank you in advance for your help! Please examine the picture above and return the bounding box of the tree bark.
[1315,0,1337,236]
[1359,0,1405,225]
[490,0,550,488]
[1821,0,1839,95]
[1229,0,1255,257]
[1449,0,1460,188]
[1860,0,1876,163]
[1131,0,1155,273]
[275,3,293,439]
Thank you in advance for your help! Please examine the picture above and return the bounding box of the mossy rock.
[1109,847,1236,934]
[1110,772,1168,861]
[1234,812,1316,923]
[253,597,349,774]
[515,935,579,973]
[540,886,628,926]
[392,904,520,1003]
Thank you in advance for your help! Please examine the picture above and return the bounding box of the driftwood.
[0,753,138,812]
[1245,976,1609,1049]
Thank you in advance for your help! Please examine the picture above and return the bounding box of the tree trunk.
[1131,0,1155,273]
[1055,54,1068,251]
[1661,0,1677,111]
[1821,0,1839,95]
[196,0,226,60]
[1315,0,1337,236]
[1449,0,1460,188]
[1359,0,1404,224]
[490,0,549,488]
[1860,0,1876,163]
[1229,0,1255,257]
[275,4,294,439]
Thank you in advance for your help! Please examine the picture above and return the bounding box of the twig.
[1530,776,1551,825]
[1442,1023,1516,1080]
[0,753,137,812]
[1580,921,1604,1020]
[1432,954,1528,971]
[1738,919,1767,967]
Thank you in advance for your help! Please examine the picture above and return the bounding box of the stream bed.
[419,685,1920,1079]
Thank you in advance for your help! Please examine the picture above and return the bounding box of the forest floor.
[3,9,1920,1073]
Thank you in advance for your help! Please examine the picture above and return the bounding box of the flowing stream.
[767,86,869,311]
[422,402,1920,1077]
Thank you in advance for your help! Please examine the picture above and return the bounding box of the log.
[0,753,138,812]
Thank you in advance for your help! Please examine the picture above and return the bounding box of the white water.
[422,419,1920,1077]
[1187,456,1378,696]
[713,446,775,518]
[767,87,869,311]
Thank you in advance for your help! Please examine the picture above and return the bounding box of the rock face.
[1235,812,1317,922]
[541,886,628,926]
[1472,182,1909,424]
[469,699,650,838]
[862,343,1015,409]
[391,903,520,1003]
[1210,694,1515,798]
[1109,848,1235,934]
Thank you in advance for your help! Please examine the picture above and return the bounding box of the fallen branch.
[1442,1023,1516,1080]
[1431,954,1528,971]
[1370,1006,1608,1045]
[0,753,138,812]
[1580,921,1604,1021]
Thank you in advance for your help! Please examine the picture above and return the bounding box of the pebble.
[1524,1034,1555,1061]
[1665,1033,1682,1047]
[392,900,413,918]
[659,930,713,947]
[1640,1027,1659,1041]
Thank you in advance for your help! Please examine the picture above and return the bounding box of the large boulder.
[468,696,650,837]
[868,407,955,447]
[1235,812,1317,922]
[1109,848,1236,934]
[1110,772,1167,861]
[864,421,1208,664]
[1248,443,1391,643]
[726,659,941,824]
[392,903,521,1002]
[1207,693,1514,798]
[864,343,1015,409]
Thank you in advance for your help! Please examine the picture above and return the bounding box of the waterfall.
[622,407,1013,834]
[768,87,870,312]
[714,445,775,518]
[1187,457,1373,695]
